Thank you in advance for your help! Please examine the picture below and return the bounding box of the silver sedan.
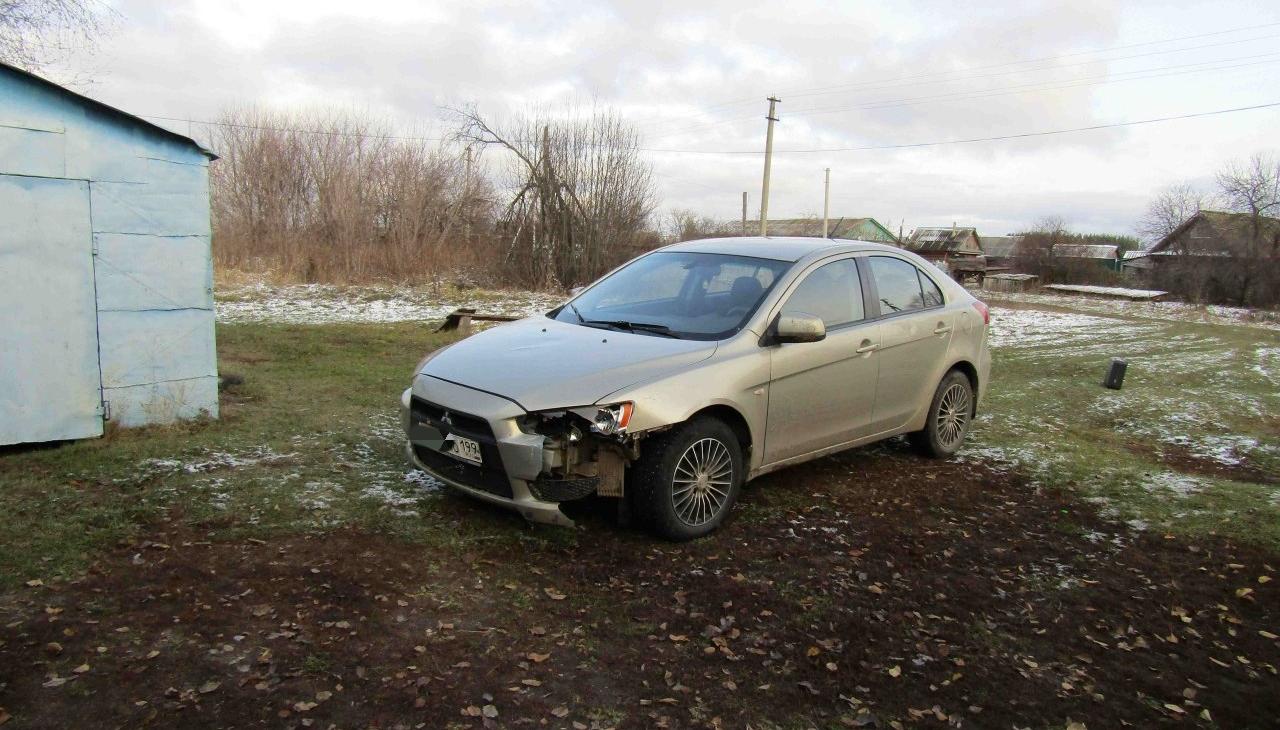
[402,237,991,540]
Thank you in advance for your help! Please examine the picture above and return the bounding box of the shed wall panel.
[0,124,65,177]
[90,179,211,236]
[103,376,219,427]
[0,174,103,444]
[94,233,213,312]
[96,308,217,390]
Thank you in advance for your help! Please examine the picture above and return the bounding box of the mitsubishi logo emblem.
[440,411,453,426]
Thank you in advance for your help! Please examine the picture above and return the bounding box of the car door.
[865,255,955,434]
[763,257,881,464]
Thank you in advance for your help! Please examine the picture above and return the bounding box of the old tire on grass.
[909,369,974,459]
[631,416,743,541]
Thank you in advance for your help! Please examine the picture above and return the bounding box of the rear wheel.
[909,370,974,458]
[631,417,743,541]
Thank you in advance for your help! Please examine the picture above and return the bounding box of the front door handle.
[856,340,879,354]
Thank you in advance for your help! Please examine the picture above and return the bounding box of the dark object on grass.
[219,373,245,391]
[1103,358,1127,390]
[435,308,519,336]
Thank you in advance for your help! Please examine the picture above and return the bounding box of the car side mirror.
[774,312,826,344]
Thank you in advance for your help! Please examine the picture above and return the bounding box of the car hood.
[419,317,718,412]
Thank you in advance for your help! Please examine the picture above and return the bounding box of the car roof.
[660,236,904,262]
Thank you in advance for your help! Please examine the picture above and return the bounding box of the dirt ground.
[2,440,1277,729]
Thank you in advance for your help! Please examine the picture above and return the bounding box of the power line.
[636,101,1280,155]
[139,114,447,143]
[644,35,1280,138]
[653,20,1280,119]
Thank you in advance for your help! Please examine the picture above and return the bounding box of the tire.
[909,370,974,458]
[630,417,744,541]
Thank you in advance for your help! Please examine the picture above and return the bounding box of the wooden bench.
[434,308,519,335]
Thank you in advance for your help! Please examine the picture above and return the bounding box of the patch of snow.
[1140,471,1205,498]
[216,282,564,325]
[136,447,297,478]
[1043,284,1166,300]
[984,291,1280,331]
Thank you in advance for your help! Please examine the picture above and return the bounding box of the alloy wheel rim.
[671,437,733,526]
[936,382,972,449]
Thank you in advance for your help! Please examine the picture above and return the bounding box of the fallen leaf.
[806,646,821,657]
[826,662,838,672]
[552,706,570,718]
[42,677,69,688]
[72,664,90,674]
[1259,576,1272,584]
[530,626,547,636]
[527,652,551,663]
[199,681,220,694]
[669,634,689,643]
[521,679,541,687]
[1260,630,1278,640]
[888,665,902,678]
[543,588,566,601]
[25,579,43,588]
[1163,703,1185,715]
[482,704,499,718]
[44,643,62,655]
[1235,587,1254,598]
[0,708,10,725]
[293,701,317,712]
[316,691,332,702]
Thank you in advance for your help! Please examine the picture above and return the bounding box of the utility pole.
[741,192,748,235]
[822,168,831,238]
[759,96,780,237]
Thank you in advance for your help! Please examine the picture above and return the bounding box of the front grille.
[410,397,494,440]
[529,476,600,503]
[414,444,513,498]
[409,397,511,498]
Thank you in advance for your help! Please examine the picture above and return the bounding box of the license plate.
[445,434,483,465]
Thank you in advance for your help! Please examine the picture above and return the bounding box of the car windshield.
[551,251,792,340]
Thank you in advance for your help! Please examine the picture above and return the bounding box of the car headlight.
[590,402,634,435]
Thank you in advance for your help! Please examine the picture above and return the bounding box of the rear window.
[869,256,939,314]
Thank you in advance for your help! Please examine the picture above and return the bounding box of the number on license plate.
[446,435,483,465]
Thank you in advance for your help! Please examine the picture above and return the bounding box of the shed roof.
[981,235,1023,258]
[0,61,216,160]
[1052,243,1118,259]
[764,217,897,241]
[905,226,979,253]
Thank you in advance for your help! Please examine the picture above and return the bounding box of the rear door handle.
[856,340,879,354]
[933,323,952,335]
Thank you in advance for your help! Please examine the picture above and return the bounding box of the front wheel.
[909,370,974,458]
[631,417,743,541]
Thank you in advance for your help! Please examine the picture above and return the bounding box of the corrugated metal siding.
[0,66,217,441]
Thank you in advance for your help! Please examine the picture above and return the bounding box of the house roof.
[764,217,897,241]
[981,235,1023,258]
[905,226,980,253]
[0,61,216,160]
[1151,210,1280,256]
[1052,243,1118,259]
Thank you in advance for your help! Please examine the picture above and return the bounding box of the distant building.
[1148,210,1280,258]
[0,62,218,445]
[1051,243,1120,271]
[903,225,985,277]
[980,234,1023,269]
[765,216,898,244]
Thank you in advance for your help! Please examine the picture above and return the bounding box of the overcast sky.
[63,0,1280,237]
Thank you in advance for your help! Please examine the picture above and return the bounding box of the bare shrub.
[210,108,492,283]
[452,104,657,289]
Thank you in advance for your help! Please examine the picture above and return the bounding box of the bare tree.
[210,107,490,283]
[1137,182,1207,246]
[452,104,657,289]
[1217,152,1280,258]
[0,0,113,73]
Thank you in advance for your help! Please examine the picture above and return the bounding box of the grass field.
[1,292,1277,728]
[1,295,1277,587]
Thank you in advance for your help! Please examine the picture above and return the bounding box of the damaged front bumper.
[400,379,631,527]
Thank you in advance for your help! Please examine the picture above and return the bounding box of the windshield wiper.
[583,319,681,338]
[567,301,586,323]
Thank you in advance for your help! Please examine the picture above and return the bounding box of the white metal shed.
[0,62,218,445]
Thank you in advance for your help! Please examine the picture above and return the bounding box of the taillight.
[972,300,990,326]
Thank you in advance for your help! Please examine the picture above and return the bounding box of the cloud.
[58,0,1280,236]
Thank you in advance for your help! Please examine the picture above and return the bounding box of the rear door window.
[869,256,931,315]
